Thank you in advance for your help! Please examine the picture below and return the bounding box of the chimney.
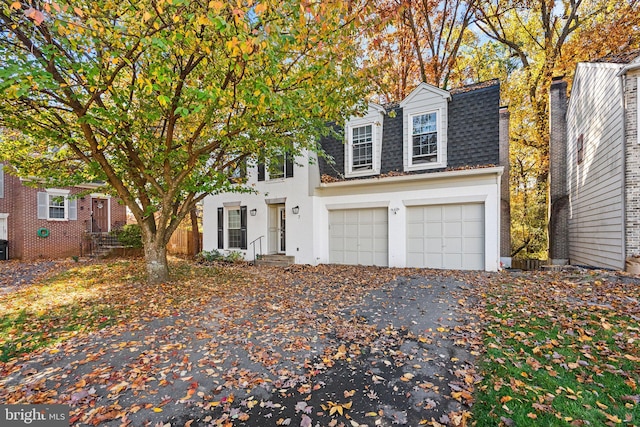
[499,106,511,267]
[548,76,569,264]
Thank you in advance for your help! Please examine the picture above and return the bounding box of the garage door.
[329,208,388,266]
[407,203,484,270]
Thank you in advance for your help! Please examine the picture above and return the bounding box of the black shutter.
[240,206,247,249]
[217,207,224,249]
[257,162,265,181]
[285,153,294,178]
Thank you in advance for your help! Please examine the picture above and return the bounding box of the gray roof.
[319,81,500,181]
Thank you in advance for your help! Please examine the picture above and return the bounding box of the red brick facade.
[0,164,127,260]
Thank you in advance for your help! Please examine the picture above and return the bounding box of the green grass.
[472,278,639,426]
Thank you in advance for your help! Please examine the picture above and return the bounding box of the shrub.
[110,224,143,248]
[196,249,245,263]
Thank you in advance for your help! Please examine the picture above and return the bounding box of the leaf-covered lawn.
[0,260,244,362]
[471,270,640,426]
[1,261,638,427]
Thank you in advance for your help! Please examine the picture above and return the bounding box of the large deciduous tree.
[364,0,477,103]
[0,0,373,283]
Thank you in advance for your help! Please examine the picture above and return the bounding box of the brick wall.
[549,77,569,262]
[0,166,127,260]
[625,72,640,257]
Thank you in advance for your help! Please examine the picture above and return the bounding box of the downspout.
[619,71,627,267]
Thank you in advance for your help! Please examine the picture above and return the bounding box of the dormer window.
[352,125,373,171]
[411,112,438,164]
[400,82,450,171]
[345,104,385,178]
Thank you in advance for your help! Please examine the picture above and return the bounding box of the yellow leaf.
[10,1,21,10]
[595,401,608,410]
[73,6,83,17]
[343,401,352,409]
[365,412,378,417]
[152,407,163,412]
[500,395,513,404]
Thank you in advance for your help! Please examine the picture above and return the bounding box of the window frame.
[45,189,70,221]
[347,123,375,175]
[0,163,4,199]
[406,109,446,171]
[227,207,242,249]
[343,104,385,178]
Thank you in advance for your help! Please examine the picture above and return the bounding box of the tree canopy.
[0,0,373,282]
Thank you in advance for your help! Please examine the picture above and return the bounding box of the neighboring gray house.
[550,50,640,270]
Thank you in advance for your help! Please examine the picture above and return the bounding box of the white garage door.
[329,208,388,266]
[407,203,484,270]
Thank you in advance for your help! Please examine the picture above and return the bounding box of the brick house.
[0,162,127,260]
[549,49,640,269]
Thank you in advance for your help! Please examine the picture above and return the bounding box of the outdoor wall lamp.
[250,209,257,216]
[292,206,300,215]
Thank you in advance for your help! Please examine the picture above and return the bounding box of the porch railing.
[250,235,264,264]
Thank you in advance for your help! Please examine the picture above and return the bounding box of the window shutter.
[217,207,224,249]
[240,206,247,249]
[0,164,4,198]
[257,162,265,181]
[68,198,77,220]
[37,192,48,219]
[285,154,294,178]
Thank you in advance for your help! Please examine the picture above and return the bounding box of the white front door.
[277,206,286,253]
[268,205,286,254]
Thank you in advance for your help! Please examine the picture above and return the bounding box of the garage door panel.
[444,205,462,220]
[407,237,423,252]
[407,203,484,270]
[444,222,462,238]
[443,254,462,269]
[464,237,484,253]
[329,208,388,267]
[445,238,462,253]
[463,221,483,236]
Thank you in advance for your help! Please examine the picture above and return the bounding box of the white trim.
[319,166,503,189]
[405,109,447,171]
[399,82,451,107]
[403,194,487,206]
[45,188,70,221]
[637,76,639,144]
[0,214,7,241]
[344,105,385,178]
[325,201,390,210]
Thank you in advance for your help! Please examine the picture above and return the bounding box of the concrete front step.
[255,254,295,267]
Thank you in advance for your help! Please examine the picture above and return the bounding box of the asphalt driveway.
[0,264,482,426]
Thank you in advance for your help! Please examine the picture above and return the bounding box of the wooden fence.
[167,228,202,256]
[511,258,546,271]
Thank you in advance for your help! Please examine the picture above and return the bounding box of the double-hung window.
[411,112,438,164]
[227,208,242,248]
[351,125,373,171]
[217,205,247,250]
[37,189,77,221]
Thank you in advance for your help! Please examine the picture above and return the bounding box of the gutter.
[616,61,640,77]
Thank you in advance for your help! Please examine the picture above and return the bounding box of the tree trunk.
[190,207,201,257]
[143,238,169,284]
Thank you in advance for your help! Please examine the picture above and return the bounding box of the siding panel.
[566,63,625,269]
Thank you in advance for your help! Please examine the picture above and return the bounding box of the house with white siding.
[551,50,640,270]
[202,80,511,271]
